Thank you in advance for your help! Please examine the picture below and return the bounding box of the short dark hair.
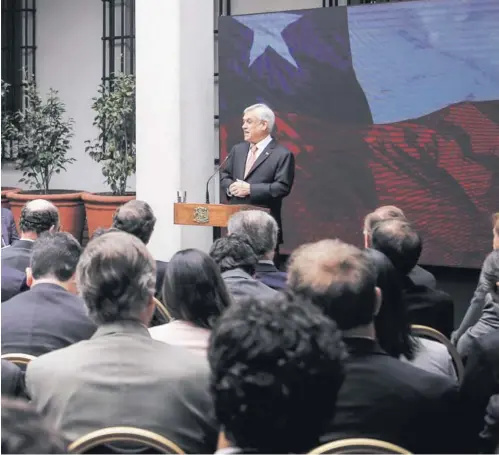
[365,248,417,360]
[1,398,68,454]
[209,292,346,453]
[30,232,81,281]
[227,210,278,257]
[77,231,156,324]
[371,220,422,276]
[19,200,59,235]
[288,239,378,330]
[112,200,156,244]
[163,249,232,329]
[209,233,258,275]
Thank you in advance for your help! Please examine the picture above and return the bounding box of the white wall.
[1,0,135,193]
[136,0,214,260]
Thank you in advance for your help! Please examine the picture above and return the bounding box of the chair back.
[68,427,184,454]
[1,353,36,368]
[309,438,411,454]
[153,297,171,324]
[410,324,464,383]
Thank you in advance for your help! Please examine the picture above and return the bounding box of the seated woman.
[149,249,232,354]
[365,249,457,381]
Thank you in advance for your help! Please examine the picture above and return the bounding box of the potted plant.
[1,80,21,207]
[82,72,136,237]
[6,75,85,240]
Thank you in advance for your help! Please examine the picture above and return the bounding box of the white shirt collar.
[250,135,272,161]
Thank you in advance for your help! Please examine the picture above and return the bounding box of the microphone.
[206,152,231,204]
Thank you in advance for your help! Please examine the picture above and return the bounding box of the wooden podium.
[174,203,267,228]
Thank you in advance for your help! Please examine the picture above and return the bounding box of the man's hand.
[229,180,250,198]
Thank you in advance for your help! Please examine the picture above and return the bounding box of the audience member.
[26,231,218,453]
[112,200,168,301]
[453,250,499,351]
[2,232,96,357]
[209,292,346,454]
[1,398,67,454]
[1,360,26,398]
[371,219,454,337]
[210,233,277,300]
[1,199,59,300]
[460,329,499,451]
[150,248,232,354]
[288,239,461,454]
[493,212,499,250]
[227,210,287,290]
[365,249,456,380]
[480,394,499,453]
[1,207,19,246]
[363,205,436,288]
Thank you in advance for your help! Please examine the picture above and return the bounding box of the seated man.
[209,233,277,301]
[26,231,218,454]
[227,210,287,290]
[209,293,346,454]
[288,239,462,454]
[371,220,454,337]
[2,232,96,357]
[363,205,436,289]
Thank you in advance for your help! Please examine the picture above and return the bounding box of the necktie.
[244,144,258,178]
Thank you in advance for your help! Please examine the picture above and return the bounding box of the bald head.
[288,239,378,330]
[112,200,156,245]
[371,220,422,276]
[19,199,59,238]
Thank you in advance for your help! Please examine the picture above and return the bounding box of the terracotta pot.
[82,192,136,238]
[1,187,21,209]
[6,190,85,242]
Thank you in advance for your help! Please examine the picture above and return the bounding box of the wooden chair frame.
[68,426,184,454]
[1,353,36,366]
[309,438,410,454]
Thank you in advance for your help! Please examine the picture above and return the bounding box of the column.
[136,0,215,261]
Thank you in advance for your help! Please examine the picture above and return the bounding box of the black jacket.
[220,139,295,244]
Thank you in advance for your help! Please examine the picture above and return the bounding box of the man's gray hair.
[76,231,156,324]
[227,210,278,258]
[244,103,275,133]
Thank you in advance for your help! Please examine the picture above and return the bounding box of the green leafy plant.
[85,73,136,195]
[1,80,19,159]
[15,75,75,192]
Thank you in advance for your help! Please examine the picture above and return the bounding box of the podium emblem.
[193,207,209,224]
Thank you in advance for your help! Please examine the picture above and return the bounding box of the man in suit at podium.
[220,103,295,258]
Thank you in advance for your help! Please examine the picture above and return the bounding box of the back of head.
[163,249,232,329]
[371,220,422,276]
[227,210,278,258]
[1,398,67,454]
[288,239,378,330]
[209,233,258,275]
[209,292,346,453]
[77,231,156,324]
[364,249,416,359]
[30,232,81,282]
[363,205,407,243]
[112,200,156,244]
[19,199,59,236]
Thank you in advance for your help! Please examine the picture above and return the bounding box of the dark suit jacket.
[155,259,168,298]
[402,278,454,338]
[408,264,436,289]
[460,330,499,452]
[1,208,18,246]
[254,261,287,290]
[1,239,33,274]
[321,337,462,454]
[1,359,25,398]
[220,139,295,244]
[26,320,218,454]
[1,283,97,357]
[1,265,29,302]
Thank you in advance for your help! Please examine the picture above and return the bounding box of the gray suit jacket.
[26,320,218,454]
[222,268,278,301]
